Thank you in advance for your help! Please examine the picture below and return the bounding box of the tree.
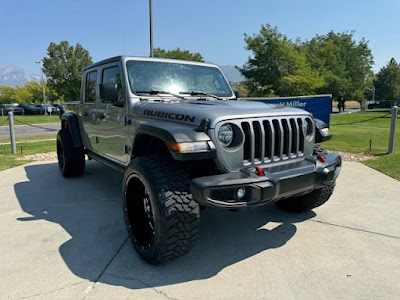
[239,25,374,99]
[0,81,59,104]
[231,82,249,98]
[239,24,324,97]
[16,81,59,104]
[304,31,374,100]
[374,58,400,104]
[42,41,92,101]
[0,86,16,104]
[153,47,204,62]
[13,85,32,104]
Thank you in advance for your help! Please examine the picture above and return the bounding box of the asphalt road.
[0,123,59,137]
[0,161,399,300]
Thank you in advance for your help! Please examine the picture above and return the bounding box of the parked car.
[0,104,24,115]
[52,104,63,113]
[367,101,392,109]
[35,104,57,114]
[18,104,44,115]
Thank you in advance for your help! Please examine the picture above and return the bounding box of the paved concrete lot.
[0,160,399,299]
[0,123,59,137]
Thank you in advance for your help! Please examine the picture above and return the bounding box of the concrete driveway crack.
[255,208,400,240]
[103,273,179,300]
[310,219,400,240]
[81,236,129,300]
[18,280,85,299]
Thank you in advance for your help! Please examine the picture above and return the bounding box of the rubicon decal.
[143,110,196,123]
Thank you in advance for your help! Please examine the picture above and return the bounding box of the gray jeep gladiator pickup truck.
[57,56,341,264]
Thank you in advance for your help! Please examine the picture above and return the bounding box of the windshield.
[126,60,233,98]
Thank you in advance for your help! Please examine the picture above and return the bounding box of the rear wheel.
[274,145,336,212]
[57,129,85,178]
[123,156,200,264]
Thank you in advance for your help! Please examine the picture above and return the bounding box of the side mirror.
[99,83,123,107]
[314,118,332,143]
[232,87,240,99]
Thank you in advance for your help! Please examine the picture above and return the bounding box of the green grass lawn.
[324,109,400,179]
[363,154,400,180]
[0,114,59,126]
[0,109,398,180]
[0,140,56,171]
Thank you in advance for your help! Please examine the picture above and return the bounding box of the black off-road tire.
[123,156,200,264]
[56,129,85,178]
[274,145,335,212]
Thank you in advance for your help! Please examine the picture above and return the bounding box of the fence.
[0,113,58,155]
[330,112,393,126]
[329,107,399,154]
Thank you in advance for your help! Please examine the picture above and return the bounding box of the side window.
[102,66,123,103]
[85,71,97,103]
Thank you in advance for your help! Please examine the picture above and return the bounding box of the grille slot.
[239,117,308,165]
[272,120,280,158]
[241,122,251,162]
[282,119,290,156]
[262,121,272,160]
[290,118,298,155]
[297,118,304,153]
[253,121,262,161]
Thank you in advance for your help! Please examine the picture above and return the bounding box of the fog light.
[237,187,246,200]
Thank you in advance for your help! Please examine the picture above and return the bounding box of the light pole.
[372,87,376,102]
[149,0,153,57]
[36,60,47,114]
[364,87,375,109]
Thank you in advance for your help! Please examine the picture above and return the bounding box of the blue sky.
[1,0,399,75]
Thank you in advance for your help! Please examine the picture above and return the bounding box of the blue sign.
[244,95,332,125]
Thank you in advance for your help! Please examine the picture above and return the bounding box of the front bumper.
[191,153,341,208]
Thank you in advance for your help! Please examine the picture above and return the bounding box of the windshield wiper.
[135,90,186,100]
[179,91,222,100]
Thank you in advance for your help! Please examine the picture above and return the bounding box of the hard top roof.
[83,55,218,71]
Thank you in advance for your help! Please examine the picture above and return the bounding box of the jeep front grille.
[241,117,308,165]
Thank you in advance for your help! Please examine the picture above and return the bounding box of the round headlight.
[218,124,234,147]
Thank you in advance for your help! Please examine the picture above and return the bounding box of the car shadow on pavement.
[14,161,316,290]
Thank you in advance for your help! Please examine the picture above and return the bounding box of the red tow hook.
[317,154,326,163]
[254,166,264,177]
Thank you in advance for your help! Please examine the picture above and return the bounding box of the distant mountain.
[218,65,245,83]
[0,66,40,87]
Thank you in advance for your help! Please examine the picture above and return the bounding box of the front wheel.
[274,182,335,212]
[274,145,336,212]
[123,156,200,264]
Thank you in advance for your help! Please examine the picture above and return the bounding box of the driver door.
[95,64,129,164]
